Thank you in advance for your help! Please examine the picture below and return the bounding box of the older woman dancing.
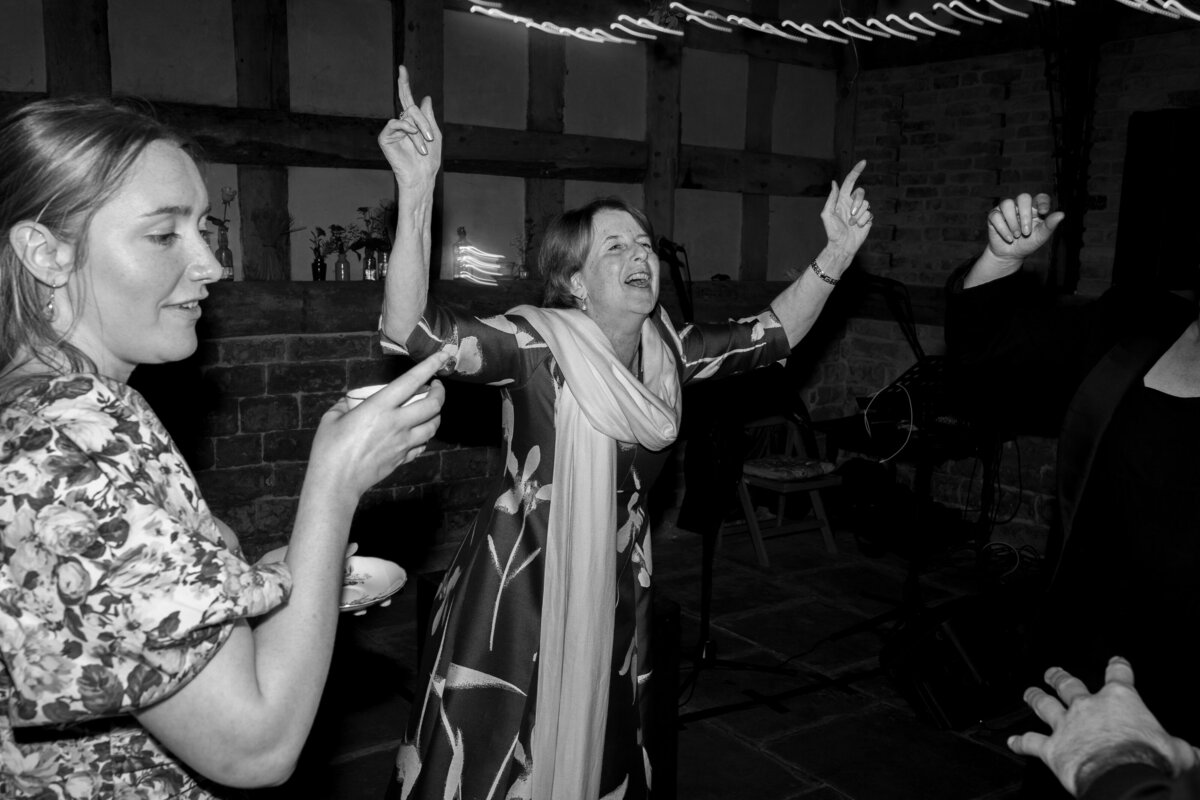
[381,67,873,800]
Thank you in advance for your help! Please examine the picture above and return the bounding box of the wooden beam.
[0,90,834,198]
[443,124,646,181]
[524,33,566,270]
[397,0,447,278]
[237,166,290,280]
[679,145,830,197]
[233,0,289,109]
[232,0,290,281]
[397,0,444,115]
[43,0,111,96]
[739,0,779,281]
[645,38,683,240]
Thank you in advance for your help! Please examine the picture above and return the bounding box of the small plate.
[258,547,407,614]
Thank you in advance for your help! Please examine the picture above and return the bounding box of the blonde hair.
[0,96,193,397]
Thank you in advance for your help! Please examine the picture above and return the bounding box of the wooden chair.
[721,401,841,567]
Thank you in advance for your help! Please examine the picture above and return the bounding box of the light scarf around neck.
[512,305,682,799]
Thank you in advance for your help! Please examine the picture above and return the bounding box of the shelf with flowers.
[306,200,395,282]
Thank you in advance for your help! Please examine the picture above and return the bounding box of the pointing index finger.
[397,65,418,110]
[378,349,451,406]
[841,159,867,195]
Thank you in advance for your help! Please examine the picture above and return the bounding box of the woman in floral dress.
[379,67,874,800]
[0,98,447,798]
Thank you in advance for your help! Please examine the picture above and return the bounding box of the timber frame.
[1,0,851,280]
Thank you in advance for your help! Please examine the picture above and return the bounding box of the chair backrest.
[744,388,823,462]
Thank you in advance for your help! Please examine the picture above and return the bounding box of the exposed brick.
[214,434,263,468]
[263,429,317,462]
[205,364,267,397]
[268,361,347,394]
[240,395,299,433]
[204,396,240,437]
[272,462,309,497]
[300,391,345,428]
[220,337,287,365]
[287,333,375,361]
[348,355,411,388]
[255,498,299,539]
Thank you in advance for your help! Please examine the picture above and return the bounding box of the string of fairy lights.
[466,0,1200,46]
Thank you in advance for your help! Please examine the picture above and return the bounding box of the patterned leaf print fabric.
[383,304,788,800]
[0,374,292,799]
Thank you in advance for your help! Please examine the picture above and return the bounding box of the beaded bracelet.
[809,260,839,286]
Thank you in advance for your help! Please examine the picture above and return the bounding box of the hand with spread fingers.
[1008,657,1198,797]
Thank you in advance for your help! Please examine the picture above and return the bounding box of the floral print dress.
[0,374,292,799]
[384,303,789,800]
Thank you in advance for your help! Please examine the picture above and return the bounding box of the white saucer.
[258,546,407,613]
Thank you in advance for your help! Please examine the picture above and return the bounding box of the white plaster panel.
[444,10,528,130]
[0,0,45,92]
[287,166,395,281]
[767,195,827,281]
[680,49,746,149]
[672,189,742,282]
[564,38,645,141]
[564,181,644,215]
[110,0,235,106]
[287,0,393,118]
[440,173,525,279]
[772,63,835,159]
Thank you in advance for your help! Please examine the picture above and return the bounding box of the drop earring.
[578,295,588,312]
[45,280,65,322]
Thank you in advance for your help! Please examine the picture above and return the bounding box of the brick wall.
[840,27,1200,552]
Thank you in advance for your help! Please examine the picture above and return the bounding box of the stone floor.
[252,506,1043,800]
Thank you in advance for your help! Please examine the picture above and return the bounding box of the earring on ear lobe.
[44,280,66,322]
[579,296,588,312]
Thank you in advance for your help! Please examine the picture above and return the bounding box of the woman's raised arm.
[769,160,873,348]
[381,65,442,346]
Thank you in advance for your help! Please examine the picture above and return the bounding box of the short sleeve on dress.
[380,299,551,387]
[0,376,292,728]
[676,307,791,384]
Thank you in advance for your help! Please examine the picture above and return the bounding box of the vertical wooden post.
[645,37,682,242]
[43,0,111,96]
[833,2,867,178]
[525,34,566,274]
[233,0,291,280]
[396,0,445,279]
[739,0,779,281]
